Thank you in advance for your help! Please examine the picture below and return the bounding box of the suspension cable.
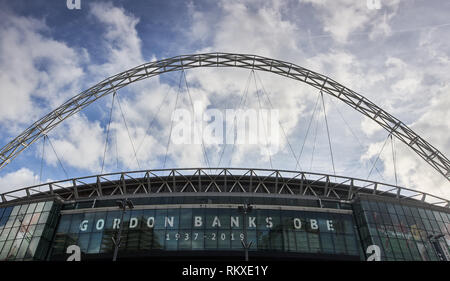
[115,128,119,171]
[116,91,141,170]
[136,74,179,155]
[320,91,336,176]
[327,97,386,181]
[310,101,321,171]
[217,70,253,168]
[296,94,321,171]
[163,72,183,169]
[252,70,273,169]
[182,70,211,168]
[100,92,116,174]
[391,135,398,186]
[227,74,252,168]
[366,133,391,180]
[254,71,299,170]
[38,135,46,185]
[46,135,69,179]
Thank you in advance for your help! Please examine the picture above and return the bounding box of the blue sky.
[0,0,449,199]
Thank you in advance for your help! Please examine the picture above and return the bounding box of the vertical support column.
[198,169,202,193]
[73,179,79,199]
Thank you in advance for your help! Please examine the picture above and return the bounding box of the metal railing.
[0,168,448,208]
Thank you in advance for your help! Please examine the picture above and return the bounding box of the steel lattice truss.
[0,168,448,208]
[0,53,449,181]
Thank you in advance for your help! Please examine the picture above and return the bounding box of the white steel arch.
[0,53,448,181]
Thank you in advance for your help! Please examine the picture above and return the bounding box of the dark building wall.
[1,193,449,261]
[49,204,360,261]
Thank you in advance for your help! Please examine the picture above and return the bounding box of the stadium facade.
[0,168,449,261]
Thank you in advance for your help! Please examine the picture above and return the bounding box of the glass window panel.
[105,211,121,231]
[154,209,167,230]
[18,204,29,215]
[360,200,370,210]
[0,228,11,241]
[152,230,165,249]
[406,215,416,227]
[0,240,13,260]
[271,230,283,251]
[218,208,231,229]
[286,230,296,252]
[365,211,375,224]
[390,238,404,260]
[0,207,13,227]
[231,230,244,250]
[33,224,45,237]
[343,219,354,234]
[177,229,191,250]
[29,213,40,225]
[16,238,30,260]
[78,233,90,253]
[320,233,334,254]
[43,201,53,212]
[257,230,270,250]
[418,208,428,219]
[35,202,45,213]
[51,233,66,256]
[344,235,358,255]
[12,216,21,227]
[333,235,346,254]
[88,212,104,233]
[425,209,435,221]
[81,212,95,233]
[394,204,404,216]
[307,232,320,253]
[368,201,379,211]
[401,205,413,217]
[100,230,114,253]
[390,213,400,227]
[179,209,192,229]
[430,220,441,233]
[26,203,37,214]
[406,240,422,261]
[87,233,102,254]
[423,220,433,232]
[10,205,21,217]
[386,203,396,214]
[166,208,179,230]
[165,230,180,251]
[410,207,420,218]
[7,227,19,240]
[56,215,72,233]
[441,212,449,223]
[217,230,230,250]
[381,213,392,225]
[398,239,412,260]
[191,230,204,250]
[248,230,256,250]
[38,212,50,225]
[433,211,443,222]
[7,238,23,260]
[204,230,217,250]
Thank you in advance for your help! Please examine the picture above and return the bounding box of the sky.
[0,0,449,200]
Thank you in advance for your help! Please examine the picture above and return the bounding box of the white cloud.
[0,168,38,194]
[301,0,401,43]
[88,1,144,77]
[0,12,87,135]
